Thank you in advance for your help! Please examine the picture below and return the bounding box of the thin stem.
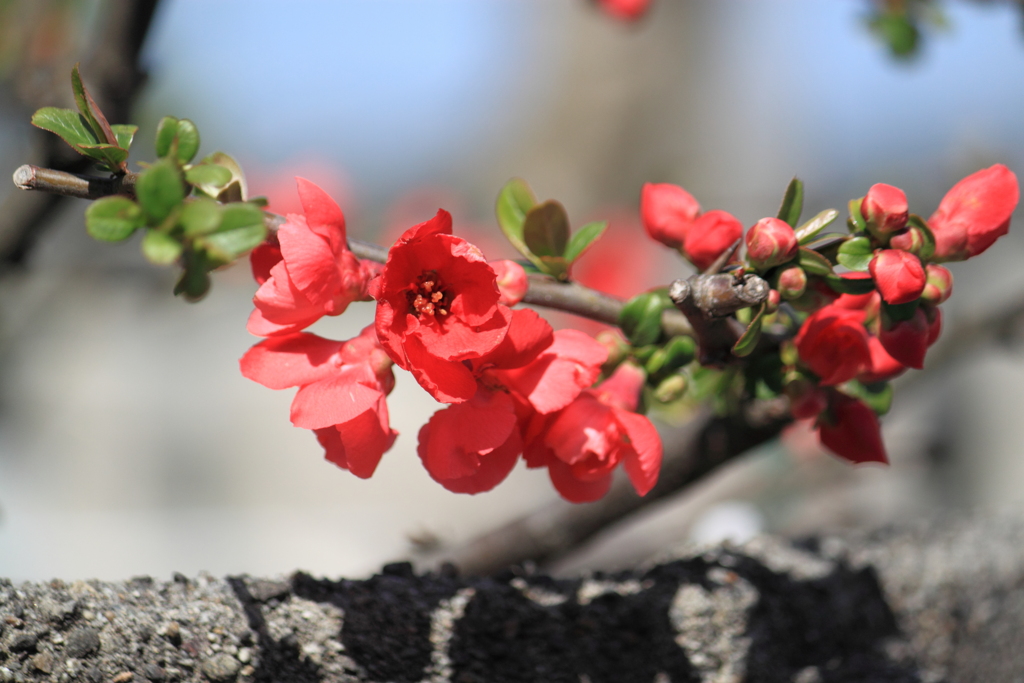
[13,165,137,200]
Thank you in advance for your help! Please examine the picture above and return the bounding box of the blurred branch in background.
[0,0,158,272]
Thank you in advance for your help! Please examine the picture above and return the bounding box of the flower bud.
[745,217,798,270]
[862,183,909,239]
[878,307,929,369]
[644,335,696,381]
[683,209,744,272]
[640,182,700,250]
[596,329,630,372]
[929,164,1019,262]
[818,393,888,465]
[774,265,808,300]
[920,264,953,305]
[765,289,781,314]
[652,373,688,403]
[888,225,927,256]
[869,249,926,305]
[490,259,528,306]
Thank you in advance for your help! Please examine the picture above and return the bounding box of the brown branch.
[12,164,137,200]
[420,401,791,576]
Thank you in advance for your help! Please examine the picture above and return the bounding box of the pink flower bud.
[929,164,1019,262]
[888,225,926,256]
[640,182,700,250]
[879,307,929,369]
[745,217,798,270]
[862,183,909,237]
[869,249,926,305]
[595,329,630,370]
[765,289,781,314]
[682,210,743,272]
[920,264,953,305]
[775,265,807,300]
[490,259,528,306]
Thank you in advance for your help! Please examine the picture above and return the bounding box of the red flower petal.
[547,457,612,503]
[404,334,479,404]
[640,182,700,250]
[240,333,345,390]
[794,305,871,386]
[495,329,607,414]
[683,210,743,272]
[290,368,385,430]
[818,395,888,465]
[314,394,397,479]
[869,249,926,305]
[296,176,347,245]
[616,409,662,496]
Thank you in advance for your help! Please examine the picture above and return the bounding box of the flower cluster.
[242,179,662,501]
[640,165,1018,465]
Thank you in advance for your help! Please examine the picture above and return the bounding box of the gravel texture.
[2,516,1022,682]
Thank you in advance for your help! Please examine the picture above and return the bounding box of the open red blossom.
[929,164,1019,262]
[818,393,888,465]
[879,308,929,369]
[640,182,701,250]
[794,305,871,386]
[869,249,926,305]
[374,210,513,403]
[684,210,744,272]
[417,388,523,494]
[597,0,651,21]
[534,363,662,503]
[248,178,377,337]
[240,325,397,478]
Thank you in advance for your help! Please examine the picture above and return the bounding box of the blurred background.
[2,0,1024,581]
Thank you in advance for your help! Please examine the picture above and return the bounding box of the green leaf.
[836,236,874,271]
[732,302,767,357]
[216,203,265,233]
[136,159,185,223]
[84,196,144,242]
[179,198,222,237]
[842,380,894,415]
[199,223,267,263]
[174,119,200,164]
[77,143,128,171]
[31,107,99,150]
[185,164,232,188]
[565,221,607,263]
[619,291,669,347]
[907,214,936,261]
[141,230,183,265]
[110,124,137,151]
[155,116,179,158]
[644,335,696,381]
[882,300,919,323]
[71,64,116,146]
[777,177,804,227]
[495,178,537,256]
[196,152,248,202]
[797,246,834,276]
[795,208,838,244]
[523,201,570,258]
[825,274,876,295]
[848,197,866,233]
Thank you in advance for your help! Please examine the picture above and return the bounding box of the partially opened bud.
[929,164,1019,261]
[490,259,528,306]
[745,217,798,270]
[775,265,808,300]
[862,183,909,239]
[652,373,688,403]
[682,209,743,272]
[640,182,701,250]
[596,329,630,372]
[879,307,929,369]
[921,264,953,305]
[888,225,927,256]
[869,249,926,305]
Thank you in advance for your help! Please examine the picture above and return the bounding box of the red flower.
[929,164,1019,262]
[878,308,929,369]
[374,210,513,403]
[641,182,700,250]
[248,178,376,337]
[240,325,397,478]
[869,249,926,305]
[531,363,662,503]
[491,259,528,306]
[684,209,744,272]
[862,183,909,237]
[818,393,888,465]
[417,389,523,494]
[746,217,798,270]
[794,305,871,386]
[857,336,906,384]
[597,0,652,22]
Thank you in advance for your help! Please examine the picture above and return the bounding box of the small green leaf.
[136,159,185,223]
[77,143,128,171]
[797,246,834,275]
[110,124,138,151]
[31,107,99,150]
[907,214,936,261]
[155,116,179,158]
[732,302,767,357]
[619,291,669,347]
[825,274,876,295]
[836,236,874,271]
[199,223,267,263]
[495,178,536,256]
[882,300,920,323]
[141,230,183,265]
[185,164,232,188]
[777,177,804,227]
[841,380,894,415]
[565,221,607,264]
[644,335,696,381]
[848,197,866,233]
[216,203,265,233]
[71,64,116,146]
[174,119,200,164]
[84,196,144,241]
[523,201,570,258]
[179,198,222,237]
[195,152,248,202]
[795,208,838,244]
